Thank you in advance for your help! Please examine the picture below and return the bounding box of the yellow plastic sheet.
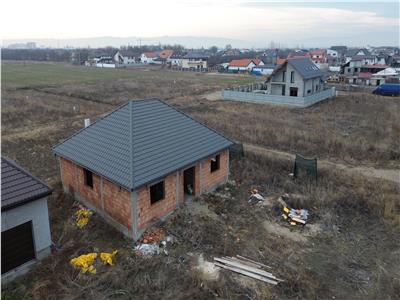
[70,253,98,274]
[75,208,90,228]
[100,250,118,266]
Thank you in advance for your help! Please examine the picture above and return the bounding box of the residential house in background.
[265,58,325,97]
[181,51,210,70]
[53,98,233,240]
[227,58,264,72]
[345,48,371,63]
[141,52,158,64]
[1,157,53,283]
[119,50,137,64]
[309,49,327,64]
[252,64,276,76]
[168,52,186,67]
[158,49,174,64]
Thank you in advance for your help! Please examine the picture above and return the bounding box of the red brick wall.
[59,157,132,230]
[60,148,229,236]
[103,179,132,229]
[136,173,178,230]
[200,149,229,193]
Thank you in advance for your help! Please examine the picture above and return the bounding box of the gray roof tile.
[1,157,53,211]
[288,58,325,80]
[53,98,233,190]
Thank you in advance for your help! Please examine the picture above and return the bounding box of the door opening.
[183,166,195,198]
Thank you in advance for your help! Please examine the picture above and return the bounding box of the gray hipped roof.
[53,98,233,191]
[287,58,324,79]
[1,157,53,211]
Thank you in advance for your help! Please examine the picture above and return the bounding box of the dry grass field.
[2,61,399,299]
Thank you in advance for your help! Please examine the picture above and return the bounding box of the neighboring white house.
[228,59,264,72]
[168,52,185,67]
[327,49,338,58]
[1,157,53,283]
[252,64,276,75]
[181,51,210,70]
[265,58,325,97]
[141,52,158,64]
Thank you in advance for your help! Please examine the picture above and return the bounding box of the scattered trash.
[282,206,309,226]
[248,189,265,204]
[134,227,173,256]
[213,255,283,285]
[100,250,118,266]
[70,253,98,274]
[134,243,161,256]
[75,206,92,229]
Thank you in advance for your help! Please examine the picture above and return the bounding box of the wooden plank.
[291,217,306,224]
[236,255,272,269]
[214,262,278,285]
[222,256,262,269]
[214,257,281,281]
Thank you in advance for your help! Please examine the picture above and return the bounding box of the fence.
[221,87,336,108]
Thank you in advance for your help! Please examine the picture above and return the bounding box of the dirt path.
[201,91,222,101]
[245,143,400,184]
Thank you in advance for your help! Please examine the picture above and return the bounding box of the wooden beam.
[236,255,272,269]
[214,257,282,281]
[214,262,278,285]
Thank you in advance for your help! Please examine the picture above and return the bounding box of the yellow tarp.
[70,253,98,274]
[75,208,90,228]
[70,250,118,274]
[100,250,118,266]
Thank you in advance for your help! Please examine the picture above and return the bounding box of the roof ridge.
[129,101,134,191]
[52,101,131,152]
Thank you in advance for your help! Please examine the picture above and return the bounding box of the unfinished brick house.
[53,98,233,240]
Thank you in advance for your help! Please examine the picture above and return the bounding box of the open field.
[2,61,399,299]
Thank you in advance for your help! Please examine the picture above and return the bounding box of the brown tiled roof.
[159,50,174,59]
[229,59,261,67]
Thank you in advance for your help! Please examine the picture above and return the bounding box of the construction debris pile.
[248,189,265,204]
[135,227,172,256]
[213,255,283,285]
[70,250,118,274]
[282,207,309,225]
[277,194,310,226]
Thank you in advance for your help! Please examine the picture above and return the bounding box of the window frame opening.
[150,180,165,204]
[210,154,221,173]
[84,168,93,188]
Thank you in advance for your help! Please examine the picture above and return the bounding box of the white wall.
[2,197,52,257]
[96,63,116,68]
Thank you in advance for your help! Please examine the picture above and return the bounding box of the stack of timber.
[213,255,283,285]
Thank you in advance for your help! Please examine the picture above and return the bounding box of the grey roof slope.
[1,157,53,211]
[53,98,233,191]
[288,58,324,79]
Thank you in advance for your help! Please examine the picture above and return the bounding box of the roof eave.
[1,189,53,212]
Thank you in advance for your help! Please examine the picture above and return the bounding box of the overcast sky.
[1,0,399,47]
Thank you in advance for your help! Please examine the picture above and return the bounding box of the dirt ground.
[2,61,399,299]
